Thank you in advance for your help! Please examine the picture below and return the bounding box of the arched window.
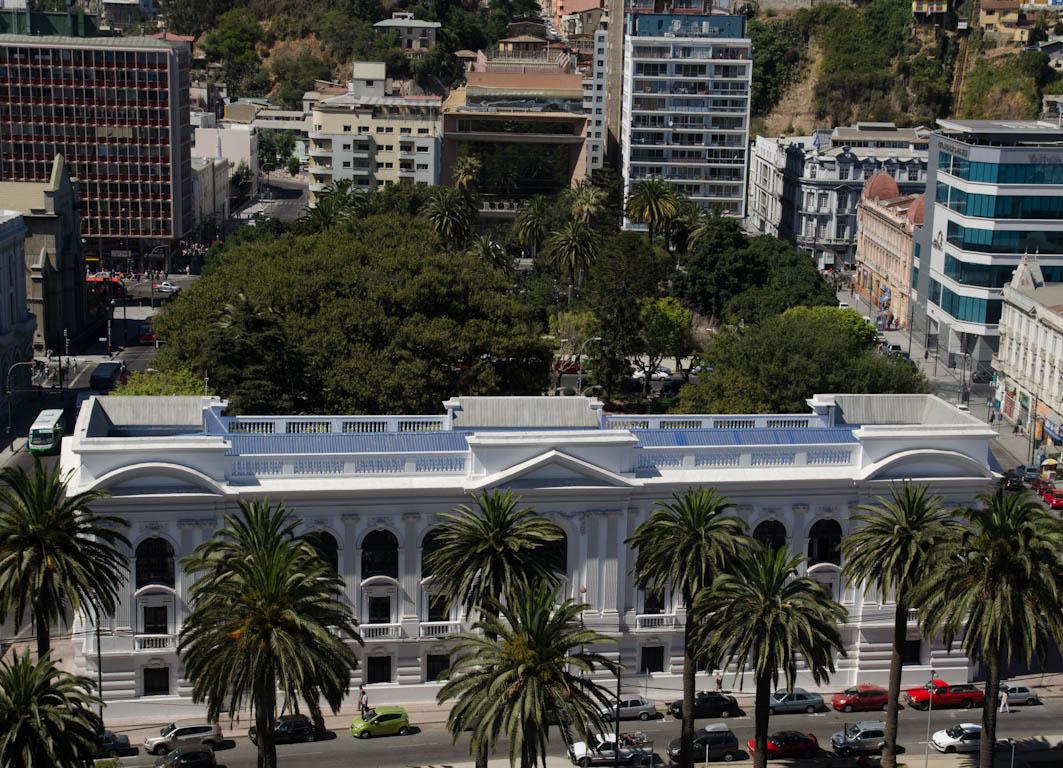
[421,529,444,579]
[362,529,399,579]
[535,532,567,577]
[753,520,787,552]
[311,531,339,574]
[808,519,842,566]
[135,538,175,589]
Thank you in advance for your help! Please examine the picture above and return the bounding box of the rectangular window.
[142,605,167,635]
[428,594,448,622]
[343,125,352,133]
[366,656,392,684]
[426,654,449,681]
[640,645,665,673]
[902,639,921,666]
[368,595,391,624]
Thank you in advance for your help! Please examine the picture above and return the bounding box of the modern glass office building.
[915,119,1063,370]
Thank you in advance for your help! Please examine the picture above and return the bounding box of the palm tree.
[624,179,678,245]
[0,459,128,659]
[422,187,472,247]
[0,651,103,768]
[842,481,960,768]
[565,179,606,224]
[512,195,551,257]
[544,220,600,302]
[694,544,846,768]
[665,196,701,256]
[452,155,482,194]
[914,488,1063,768]
[626,488,746,768]
[178,499,362,768]
[467,234,511,274]
[439,582,618,768]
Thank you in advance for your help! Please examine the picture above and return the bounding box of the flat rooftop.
[936,119,1063,136]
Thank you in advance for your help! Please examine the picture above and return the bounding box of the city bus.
[28,409,65,455]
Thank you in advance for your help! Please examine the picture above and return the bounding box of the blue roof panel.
[633,428,858,448]
[227,431,470,456]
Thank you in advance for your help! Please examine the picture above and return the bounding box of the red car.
[1043,484,1063,509]
[904,680,985,710]
[550,360,581,374]
[748,731,819,759]
[832,684,889,713]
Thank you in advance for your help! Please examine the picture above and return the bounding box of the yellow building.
[979,0,1030,42]
[308,63,441,205]
[911,0,948,15]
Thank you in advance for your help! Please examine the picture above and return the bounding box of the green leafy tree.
[286,155,301,177]
[114,368,207,396]
[0,651,103,768]
[466,235,511,274]
[544,220,600,301]
[440,583,617,768]
[624,179,678,245]
[634,297,692,398]
[695,544,846,768]
[914,489,1063,768]
[549,309,597,391]
[565,179,607,225]
[842,482,960,768]
[626,488,745,768]
[178,500,362,768]
[0,460,128,658]
[748,18,807,116]
[422,187,472,247]
[201,10,267,96]
[678,306,925,413]
[271,50,331,109]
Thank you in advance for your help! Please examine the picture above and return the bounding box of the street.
[109,699,1063,768]
[231,176,308,225]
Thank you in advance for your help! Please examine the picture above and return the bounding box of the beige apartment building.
[308,63,441,205]
[854,173,925,331]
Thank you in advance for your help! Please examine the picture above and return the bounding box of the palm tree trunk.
[255,680,278,768]
[752,670,772,768]
[34,606,50,660]
[881,600,907,768]
[980,649,1002,768]
[678,595,696,768]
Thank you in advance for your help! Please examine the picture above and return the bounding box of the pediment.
[468,449,634,491]
[90,462,225,496]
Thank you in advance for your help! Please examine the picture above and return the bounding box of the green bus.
[28,409,65,455]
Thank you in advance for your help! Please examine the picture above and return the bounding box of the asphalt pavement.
[106,698,1063,768]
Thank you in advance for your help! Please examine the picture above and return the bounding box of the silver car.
[600,695,657,721]
[143,722,223,756]
[830,721,887,756]
[1004,684,1040,705]
[768,688,824,715]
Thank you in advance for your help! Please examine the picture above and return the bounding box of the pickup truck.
[904,680,985,710]
[569,734,651,766]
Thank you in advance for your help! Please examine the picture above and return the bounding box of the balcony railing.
[361,623,402,641]
[636,613,678,631]
[419,621,463,638]
[225,415,449,434]
[135,634,176,651]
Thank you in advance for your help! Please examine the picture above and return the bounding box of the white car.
[1004,684,1040,705]
[931,723,981,753]
[632,366,671,382]
[569,733,648,766]
[154,281,181,293]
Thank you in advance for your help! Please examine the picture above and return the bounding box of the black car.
[248,714,326,745]
[668,693,741,719]
[1000,470,1024,491]
[92,730,136,759]
[971,368,993,384]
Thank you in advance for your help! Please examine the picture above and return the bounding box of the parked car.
[139,322,158,345]
[1017,465,1040,483]
[747,731,818,759]
[999,470,1024,491]
[89,360,128,392]
[249,714,326,745]
[884,343,904,356]
[904,680,984,710]
[1031,476,1049,494]
[931,723,982,753]
[830,721,887,756]
[600,695,657,721]
[1003,684,1041,705]
[144,722,223,756]
[768,688,824,714]
[1043,484,1063,509]
[971,368,993,384]
[92,730,136,759]
[668,724,740,763]
[568,733,648,766]
[831,684,888,713]
[632,366,671,382]
[551,360,581,375]
[350,706,410,738]
[153,744,217,767]
[667,692,741,719]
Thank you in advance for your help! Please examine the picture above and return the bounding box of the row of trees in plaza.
[1,456,1061,768]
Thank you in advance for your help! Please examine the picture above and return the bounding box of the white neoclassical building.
[59,394,996,703]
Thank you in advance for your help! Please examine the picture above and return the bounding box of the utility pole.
[96,622,103,721]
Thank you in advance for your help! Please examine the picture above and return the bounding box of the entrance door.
[143,666,170,696]
[366,655,392,684]
[640,645,665,673]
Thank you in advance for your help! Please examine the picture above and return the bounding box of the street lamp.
[923,670,936,768]
[576,336,603,395]
[107,299,115,357]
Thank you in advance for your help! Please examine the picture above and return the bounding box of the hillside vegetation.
[957,49,1063,119]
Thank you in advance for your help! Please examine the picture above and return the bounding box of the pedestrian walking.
[714,671,723,693]
[999,688,1009,713]
[359,685,369,718]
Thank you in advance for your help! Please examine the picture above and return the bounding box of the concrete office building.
[191,124,258,197]
[914,119,1063,369]
[747,123,929,270]
[621,13,751,225]
[190,156,230,244]
[0,34,193,267]
[0,154,88,354]
[0,211,36,419]
[582,25,609,174]
[60,393,992,701]
[309,63,441,204]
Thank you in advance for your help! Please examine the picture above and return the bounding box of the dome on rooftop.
[907,194,926,226]
[863,172,900,201]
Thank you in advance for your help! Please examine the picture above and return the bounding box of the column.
[401,511,421,621]
[341,513,360,611]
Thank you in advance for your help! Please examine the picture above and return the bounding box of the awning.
[1044,419,1063,443]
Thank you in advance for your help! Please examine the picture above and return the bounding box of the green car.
[350,706,411,739]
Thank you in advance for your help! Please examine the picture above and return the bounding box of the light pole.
[576,336,603,395]
[107,299,115,356]
[923,670,936,768]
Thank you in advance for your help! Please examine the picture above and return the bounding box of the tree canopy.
[153,214,550,414]
[114,368,208,396]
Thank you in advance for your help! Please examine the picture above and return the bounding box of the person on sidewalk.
[359,685,369,719]
[999,688,1009,713]
[714,671,723,693]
